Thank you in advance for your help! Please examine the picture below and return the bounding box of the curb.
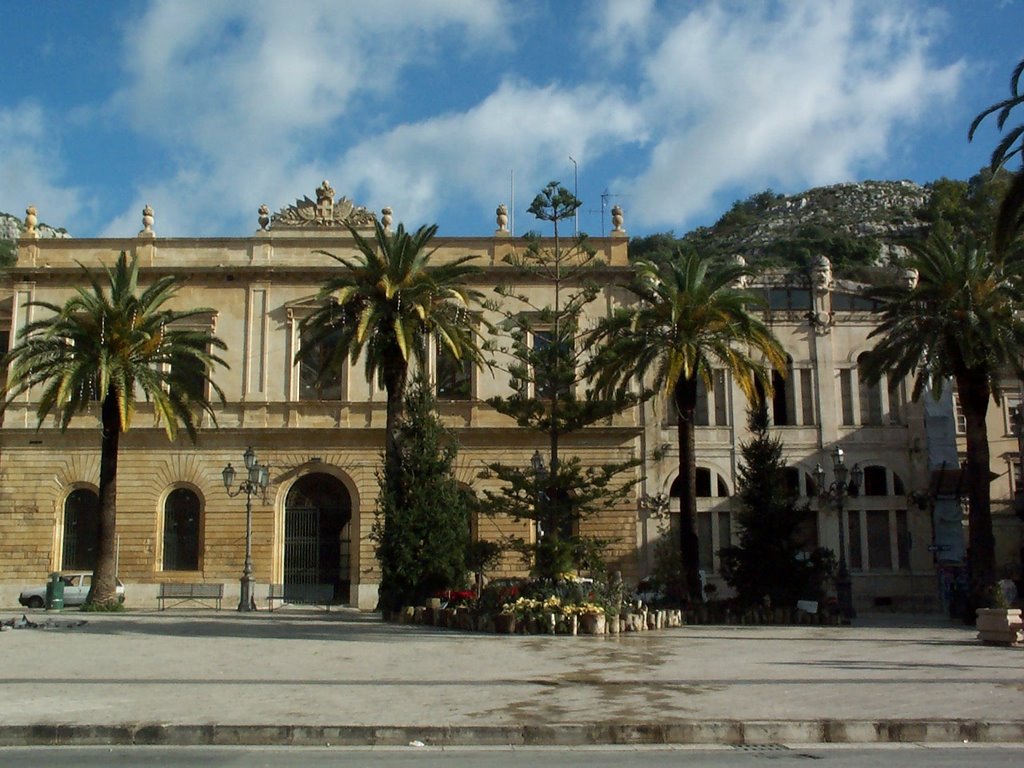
[2,720,1023,747]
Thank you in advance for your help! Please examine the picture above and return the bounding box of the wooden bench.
[267,583,334,611]
[157,582,224,610]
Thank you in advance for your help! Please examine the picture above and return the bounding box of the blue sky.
[1,0,1022,240]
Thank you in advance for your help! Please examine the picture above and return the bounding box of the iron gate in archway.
[283,473,351,604]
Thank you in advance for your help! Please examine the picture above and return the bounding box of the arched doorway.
[284,473,352,604]
[62,488,99,570]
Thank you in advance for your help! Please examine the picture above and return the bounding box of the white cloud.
[587,0,656,63]
[87,0,965,238]
[101,0,510,235]
[0,103,85,230]
[333,79,643,231]
[620,0,963,228]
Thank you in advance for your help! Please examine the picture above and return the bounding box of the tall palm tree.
[970,58,1024,255]
[590,252,785,601]
[861,236,1024,606]
[1,252,228,606]
[298,218,485,476]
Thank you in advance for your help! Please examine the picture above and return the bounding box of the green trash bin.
[45,572,64,610]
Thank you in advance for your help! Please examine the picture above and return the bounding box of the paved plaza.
[0,609,1022,746]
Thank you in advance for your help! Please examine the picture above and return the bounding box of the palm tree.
[969,58,1024,255]
[861,236,1024,606]
[1,252,228,606]
[298,218,485,476]
[590,251,786,602]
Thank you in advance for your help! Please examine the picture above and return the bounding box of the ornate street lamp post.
[814,447,863,624]
[222,446,271,612]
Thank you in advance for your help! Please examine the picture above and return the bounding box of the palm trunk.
[88,390,121,606]
[675,375,702,603]
[956,369,996,608]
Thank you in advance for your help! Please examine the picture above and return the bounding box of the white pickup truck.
[18,572,125,608]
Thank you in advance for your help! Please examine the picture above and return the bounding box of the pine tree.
[718,406,834,608]
[478,182,641,582]
[373,377,471,613]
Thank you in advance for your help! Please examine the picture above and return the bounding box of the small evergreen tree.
[479,182,641,581]
[719,406,834,608]
[373,377,471,613]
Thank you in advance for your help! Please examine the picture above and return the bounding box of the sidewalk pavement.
[0,608,1022,747]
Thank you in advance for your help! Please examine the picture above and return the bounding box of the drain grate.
[733,744,792,752]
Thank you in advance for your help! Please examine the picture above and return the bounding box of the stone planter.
[976,608,1023,646]
[579,613,606,635]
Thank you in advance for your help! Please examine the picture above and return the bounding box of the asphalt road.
[3,745,1023,767]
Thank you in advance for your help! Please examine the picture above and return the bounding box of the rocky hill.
[673,180,936,273]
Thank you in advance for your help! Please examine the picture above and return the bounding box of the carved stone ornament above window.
[271,180,376,229]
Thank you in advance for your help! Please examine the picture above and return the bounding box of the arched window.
[671,471,731,573]
[845,465,910,573]
[163,488,201,571]
[62,488,99,570]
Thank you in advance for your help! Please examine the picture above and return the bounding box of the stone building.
[0,183,1002,612]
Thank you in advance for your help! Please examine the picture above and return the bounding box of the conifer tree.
[373,377,470,612]
[718,406,834,608]
[478,182,641,581]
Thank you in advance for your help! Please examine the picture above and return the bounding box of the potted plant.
[577,603,606,635]
[976,584,1023,646]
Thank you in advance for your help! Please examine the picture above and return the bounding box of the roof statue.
[271,180,375,229]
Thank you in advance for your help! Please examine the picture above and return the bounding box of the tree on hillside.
[719,406,834,609]
[1,252,228,607]
[589,250,786,603]
[970,57,1024,255]
[861,235,1024,608]
[297,218,487,483]
[922,170,1014,249]
[373,377,472,613]
[479,182,640,581]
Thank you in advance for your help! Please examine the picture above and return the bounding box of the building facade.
[2,184,1012,612]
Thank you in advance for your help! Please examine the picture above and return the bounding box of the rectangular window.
[840,369,855,425]
[887,375,903,425]
[435,344,472,400]
[953,394,966,434]
[800,369,815,425]
[860,378,883,426]
[664,394,679,427]
[1007,395,1022,436]
[168,354,209,402]
[695,378,710,426]
[848,511,862,570]
[697,512,714,572]
[299,328,345,401]
[866,510,892,571]
[772,369,790,426]
[896,510,910,571]
[717,511,732,551]
[713,370,728,426]
[532,328,571,400]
